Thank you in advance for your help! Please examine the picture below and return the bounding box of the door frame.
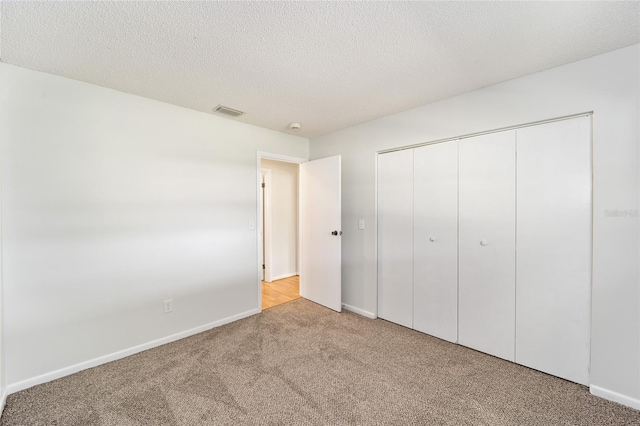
[260,168,272,282]
[256,151,306,312]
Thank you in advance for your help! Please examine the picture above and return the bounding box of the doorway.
[260,158,301,310]
[256,151,343,314]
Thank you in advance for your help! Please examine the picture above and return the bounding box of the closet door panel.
[378,149,414,328]
[516,117,591,385]
[413,142,458,342]
[458,131,516,361]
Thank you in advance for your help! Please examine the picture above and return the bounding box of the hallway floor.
[262,275,300,310]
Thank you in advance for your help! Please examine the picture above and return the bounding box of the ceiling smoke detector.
[213,105,244,117]
[289,122,301,131]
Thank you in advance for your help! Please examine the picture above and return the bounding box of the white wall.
[0,62,309,389]
[310,45,640,407]
[261,159,298,280]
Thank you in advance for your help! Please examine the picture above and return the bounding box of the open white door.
[300,155,342,312]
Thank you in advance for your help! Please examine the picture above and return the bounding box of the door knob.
[480,240,488,246]
[429,237,436,242]
[331,230,342,236]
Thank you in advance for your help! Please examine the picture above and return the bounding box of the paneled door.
[413,142,459,342]
[378,149,414,328]
[458,130,516,361]
[515,117,591,385]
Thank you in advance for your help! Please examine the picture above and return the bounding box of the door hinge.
[261,183,265,188]
[262,264,265,270]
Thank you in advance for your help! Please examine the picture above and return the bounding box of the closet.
[377,116,591,385]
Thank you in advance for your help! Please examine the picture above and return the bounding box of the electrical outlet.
[164,299,174,313]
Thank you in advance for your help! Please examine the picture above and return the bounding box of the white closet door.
[413,142,458,342]
[515,117,591,385]
[459,131,516,361]
[378,149,414,328]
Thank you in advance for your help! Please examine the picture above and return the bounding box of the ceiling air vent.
[213,105,244,117]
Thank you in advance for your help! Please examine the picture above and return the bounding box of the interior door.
[300,155,342,312]
[458,130,516,361]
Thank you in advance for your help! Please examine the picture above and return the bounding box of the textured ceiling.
[1,1,639,138]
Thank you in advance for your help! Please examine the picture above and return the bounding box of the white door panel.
[413,142,458,342]
[378,149,414,328]
[515,117,591,385]
[459,131,516,361]
[301,156,342,312]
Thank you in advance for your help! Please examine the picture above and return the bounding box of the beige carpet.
[2,298,639,425]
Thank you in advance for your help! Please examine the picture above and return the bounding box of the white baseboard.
[6,308,259,395]
[342,303,376,319]
[0,388,7,417]
[590,385,640,410]
[270,272,299,281]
